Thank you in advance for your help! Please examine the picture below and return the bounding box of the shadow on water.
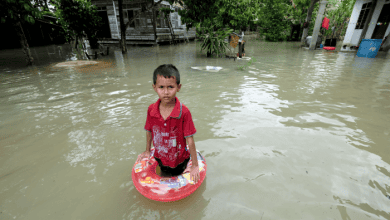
[119,178,209,220]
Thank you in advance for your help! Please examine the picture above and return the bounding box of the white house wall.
[110,1,120,39]
[341,0,390,51]
[385,22,390,37]
[351,29,363,45]
[341,0,370,51]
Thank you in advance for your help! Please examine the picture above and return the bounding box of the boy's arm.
[186,136,200,183]
[136,131,152,163]
[146,131,152,152]
[186,136,198,167]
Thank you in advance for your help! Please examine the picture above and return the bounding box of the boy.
[136,64,200,183]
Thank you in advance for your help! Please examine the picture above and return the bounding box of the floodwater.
[1,39,390,220]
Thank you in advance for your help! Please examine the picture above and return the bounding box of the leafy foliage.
[0,0,43,24]
[52,0,102,45]
[257,0,291,41]
[173,0,259,31]
[286,0,311,25]
[237,57,257,70]
[305,0,355,39]
[216,0,260,31]
[170,0,221,30]
[167,0,259,57]
[197,23,233,57]
[322,0,356,38]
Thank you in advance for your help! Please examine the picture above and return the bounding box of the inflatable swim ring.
[323,46,336,51]
[132,147,207,202]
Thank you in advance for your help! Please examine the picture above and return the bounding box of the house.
[90,0,196,45]
[341,0,390,52]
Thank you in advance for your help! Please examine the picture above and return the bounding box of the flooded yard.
[1,40,390,219]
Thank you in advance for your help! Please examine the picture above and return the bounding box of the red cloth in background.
[322,17,330,30]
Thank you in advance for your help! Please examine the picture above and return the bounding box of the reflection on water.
[0,41,390,219]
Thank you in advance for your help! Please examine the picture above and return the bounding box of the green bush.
[197,25,233,57]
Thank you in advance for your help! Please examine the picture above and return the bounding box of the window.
[96,5,107,11]
[127,10,136,28]
[356,2,372,29]
[155,11,169,28]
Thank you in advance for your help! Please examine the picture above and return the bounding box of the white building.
[341,0,390,52]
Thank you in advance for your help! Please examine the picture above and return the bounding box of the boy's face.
[153,75,181,105]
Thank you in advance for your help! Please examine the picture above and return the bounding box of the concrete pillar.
[341,1,363,51]
[309,0,327,50]
[112,1,120,40]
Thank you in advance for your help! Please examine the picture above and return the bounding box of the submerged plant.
[197,24,233,58]
[237,57,257,70]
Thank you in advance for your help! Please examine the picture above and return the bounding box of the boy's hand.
[186,165,200,184]
[136,150,151,163]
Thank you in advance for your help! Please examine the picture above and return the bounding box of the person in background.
[238,30,245,58]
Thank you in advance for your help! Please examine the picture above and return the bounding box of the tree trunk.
[152,3,158,45]
[301,0,320,46]
[13,20,33,66]
[118,0,127,54]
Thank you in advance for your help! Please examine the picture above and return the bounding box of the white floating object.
[206,66,222,71]
[54,60,99,67]
[191,66,223,72]
[191,67,203,70]
[237,57,252,61]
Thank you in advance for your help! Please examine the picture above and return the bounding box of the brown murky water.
[1,40,390,220]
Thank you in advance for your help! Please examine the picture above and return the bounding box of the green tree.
[52,0,102,49]
[257,0,291,41]
[218,0,260,31]
[31,0,52,12]
[176,0,222,30]
[197,20,233,57]
[173,0,259,56]
[0,0,43,65]
[177,0,259,31]
[323,0,356,39]
[301,0,355,45]
[284,0,311,40]
[286,0,311,25]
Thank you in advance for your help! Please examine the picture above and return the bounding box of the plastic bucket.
[356,39,382,58]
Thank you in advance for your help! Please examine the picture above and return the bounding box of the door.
[97,11,111,39]
[371,3,390,39]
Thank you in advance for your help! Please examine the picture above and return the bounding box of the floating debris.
[237,57,252,61]
[54,60,99,68]
[191,66,223,72]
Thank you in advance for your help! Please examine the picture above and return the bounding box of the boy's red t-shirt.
[144,97,196,168]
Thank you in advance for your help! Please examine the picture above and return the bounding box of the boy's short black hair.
[153,64,180,85]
